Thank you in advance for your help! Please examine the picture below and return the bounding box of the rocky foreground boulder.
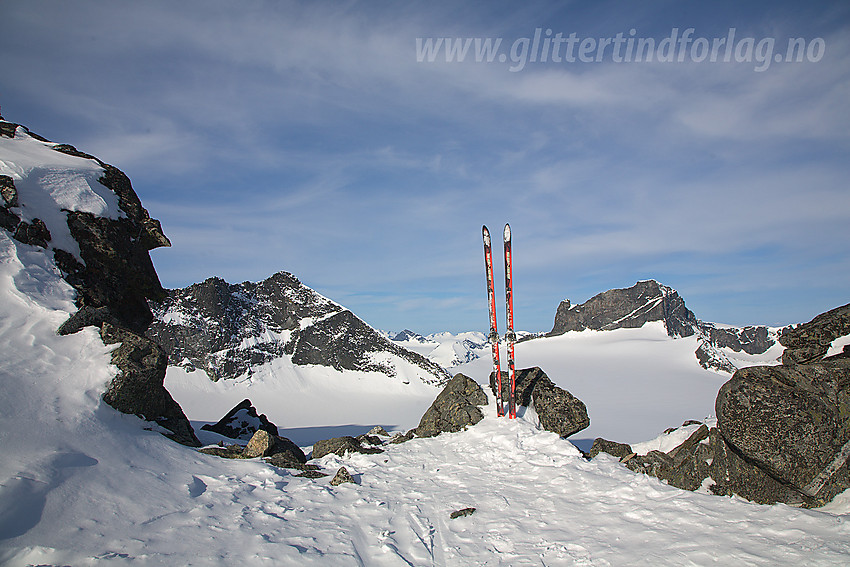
[200,399,279,440]
[490,367,590,438]
[1,119,198,446]
[414,374,488,438]
[592,304,850,507]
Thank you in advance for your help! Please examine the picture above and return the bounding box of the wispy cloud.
[2,0,848,332]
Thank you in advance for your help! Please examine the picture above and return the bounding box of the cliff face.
[549,280,698,338]
[547,280,779,373]
[0,118,198,446]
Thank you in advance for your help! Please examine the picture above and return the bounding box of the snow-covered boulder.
[201,398,279,440]
[0,118,198,446]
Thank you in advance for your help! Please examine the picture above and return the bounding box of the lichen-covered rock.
[780,303,850,365]
[490,367,589,438]
[243,430,275,458]
[330,467,356,486]
[587,438,633,460]
[716,358,850,504]
[414,373,487,438]
[312,436,383,459]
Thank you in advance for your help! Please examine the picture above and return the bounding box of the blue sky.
[1,0,848,334]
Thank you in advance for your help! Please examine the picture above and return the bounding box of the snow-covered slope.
[451,321,785,446]
[4,120,850,564]
[2,245,850,565]
[391,330,489,369]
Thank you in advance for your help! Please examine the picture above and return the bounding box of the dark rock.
[587,438,634,460]
[0,121,196,448]
[295,469,329,479]
[270,435,308,465]
[0,174,17,207]
[450,507,476,519]
[312,436,383,459]
[548,280,698,338]
[265,445,310,469]
[330,467,356,486]
[667,424,709,464]
[200,398,279,440]
[544,280,776,374]
[489,367,589,438]
[389,431,414,444]
[414,374,487,438]
[695,340,737,374]
[0,120,17,138]
[146,272,449,385]
[716,358,850,504]
[707,428,810,506]
[13,218,51,248]
[100,323,200,447]
[198,444,245,459]
[780,303,850,365]
[621,440,710,492]
[702,324,775,356]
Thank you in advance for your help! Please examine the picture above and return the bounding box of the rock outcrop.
[489,367,589,438]
[200,399,279,440]
[549,280,698,338]
[591,303,850,507]
[147,273,449,386]
[414,373,488,438]
[0,118,198,446]
[546,280,778,373]
[779,302,850,364]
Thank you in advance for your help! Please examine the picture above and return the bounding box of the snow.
[3,232,850,565]
[0,127,123,260]
[451,322,730,445]
[827,333,850,358]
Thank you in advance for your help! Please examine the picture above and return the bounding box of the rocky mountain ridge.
[547,279,781,373]
[147,272,450,386]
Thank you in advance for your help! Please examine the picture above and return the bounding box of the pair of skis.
[482,224,516,419]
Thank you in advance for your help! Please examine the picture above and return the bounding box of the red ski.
[503,223,517,419]
[482,225,503,417]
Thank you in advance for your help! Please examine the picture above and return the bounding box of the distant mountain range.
[388,280,781,375]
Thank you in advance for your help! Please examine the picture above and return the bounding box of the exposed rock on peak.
[547,280,778,373]
[200,399,279,440]
[147,271,450,386]
[549,280,697,338]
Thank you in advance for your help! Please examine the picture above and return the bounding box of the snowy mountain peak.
[547,280,779,373]
[549,279,697,338]
[147,272,450,386]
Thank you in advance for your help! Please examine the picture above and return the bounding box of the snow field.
[3,223,850,565]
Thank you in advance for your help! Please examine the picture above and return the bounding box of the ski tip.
[482,225,491,244]
[503,223,511,241]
